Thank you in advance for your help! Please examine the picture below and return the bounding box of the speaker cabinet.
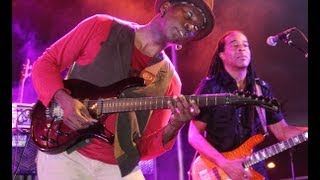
[12,132,157,177]
[12,133,37,175]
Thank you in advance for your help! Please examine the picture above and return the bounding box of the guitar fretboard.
[49,92,279,118]
[100,94,233,113]
[243,131,308,168]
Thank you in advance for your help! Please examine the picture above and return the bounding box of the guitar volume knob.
[39,135,48,141]
[48,138,57,144]
[56,129,63,135]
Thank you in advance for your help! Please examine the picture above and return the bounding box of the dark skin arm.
[163,95,200,145]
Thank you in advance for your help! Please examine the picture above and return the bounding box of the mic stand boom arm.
[283,38,308,59]
[282,28,308,59]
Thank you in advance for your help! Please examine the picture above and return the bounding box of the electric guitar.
[30,77,280,154]
[190,131,308,180]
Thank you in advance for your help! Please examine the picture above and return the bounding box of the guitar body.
[190,134,265,180]
[30,77,145,154]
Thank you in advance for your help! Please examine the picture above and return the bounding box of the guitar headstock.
[230,91,280,112]
[20,58,32,82]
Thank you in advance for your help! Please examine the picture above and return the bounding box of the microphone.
[266,27,296,46]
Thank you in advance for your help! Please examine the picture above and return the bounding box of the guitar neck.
[98,93,234,113]
[243,131,308,168]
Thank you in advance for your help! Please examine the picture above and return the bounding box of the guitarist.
[188,30,308,180]
[31,0,215,179]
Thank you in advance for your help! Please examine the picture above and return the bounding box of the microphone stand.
[289,148,295,180]
[282,38,308,59]
[282,28,308,59]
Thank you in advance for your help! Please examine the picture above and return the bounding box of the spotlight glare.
[267,162,276,169]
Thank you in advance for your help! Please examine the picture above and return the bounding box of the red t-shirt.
[31,14,182,164]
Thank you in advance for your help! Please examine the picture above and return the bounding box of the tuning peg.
[264,96,271,102]
[271,98,279,105]
[244,91,252,97]
[251,94,258,99]
[257,96,265,101]
[234,90,243,96]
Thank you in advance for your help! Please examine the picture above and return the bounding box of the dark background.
[12,0,308,179]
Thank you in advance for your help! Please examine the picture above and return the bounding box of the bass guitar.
[30,77,280,154]
[190,131,308,180]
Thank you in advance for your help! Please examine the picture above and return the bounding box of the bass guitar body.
[190,134,265,180]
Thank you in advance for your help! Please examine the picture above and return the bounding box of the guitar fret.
[128,99,131,111]
[165,97,170,108]
[112,101,115,112]
[117,101,120,112]
[149,99,152,109]
[254,153,260,162]
[116,100,119,111]
[270,145,277,155]
[271,144,278,154]
[206,95,208,106]
[126,99,130,111]
[155,98,158,109]
[285,138,292,148]
[260,150,267,159]
[134,101,137,111]
[114,101,118,112]
[127,99,132,111]
[97,99,102,115]
[125,100,128,110]
[123,101,127,111]
[299,133,307,142]
[291,136,298,147]
[123,100,126,111]
[292,136,300,145]
[276,144,281,153]
[266,147,274,157]
[134,99,138,111]
[146,99,149,110]
[284,140,291,149]
[111,101,115,112]
[161,98,164,109]
[214,95,217,106]
[255,153,261,163]
[278,142,285,151]
[117,100,120,111]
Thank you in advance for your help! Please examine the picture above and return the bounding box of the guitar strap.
[115,54,174,177]
[254,80,269,136]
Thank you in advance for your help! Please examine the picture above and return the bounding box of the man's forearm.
[162,117,185,145]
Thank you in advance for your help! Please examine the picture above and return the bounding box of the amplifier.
[12,132,30,147]
[12,103,34,129]
[12,132,38,175]
[12,133,155,176]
